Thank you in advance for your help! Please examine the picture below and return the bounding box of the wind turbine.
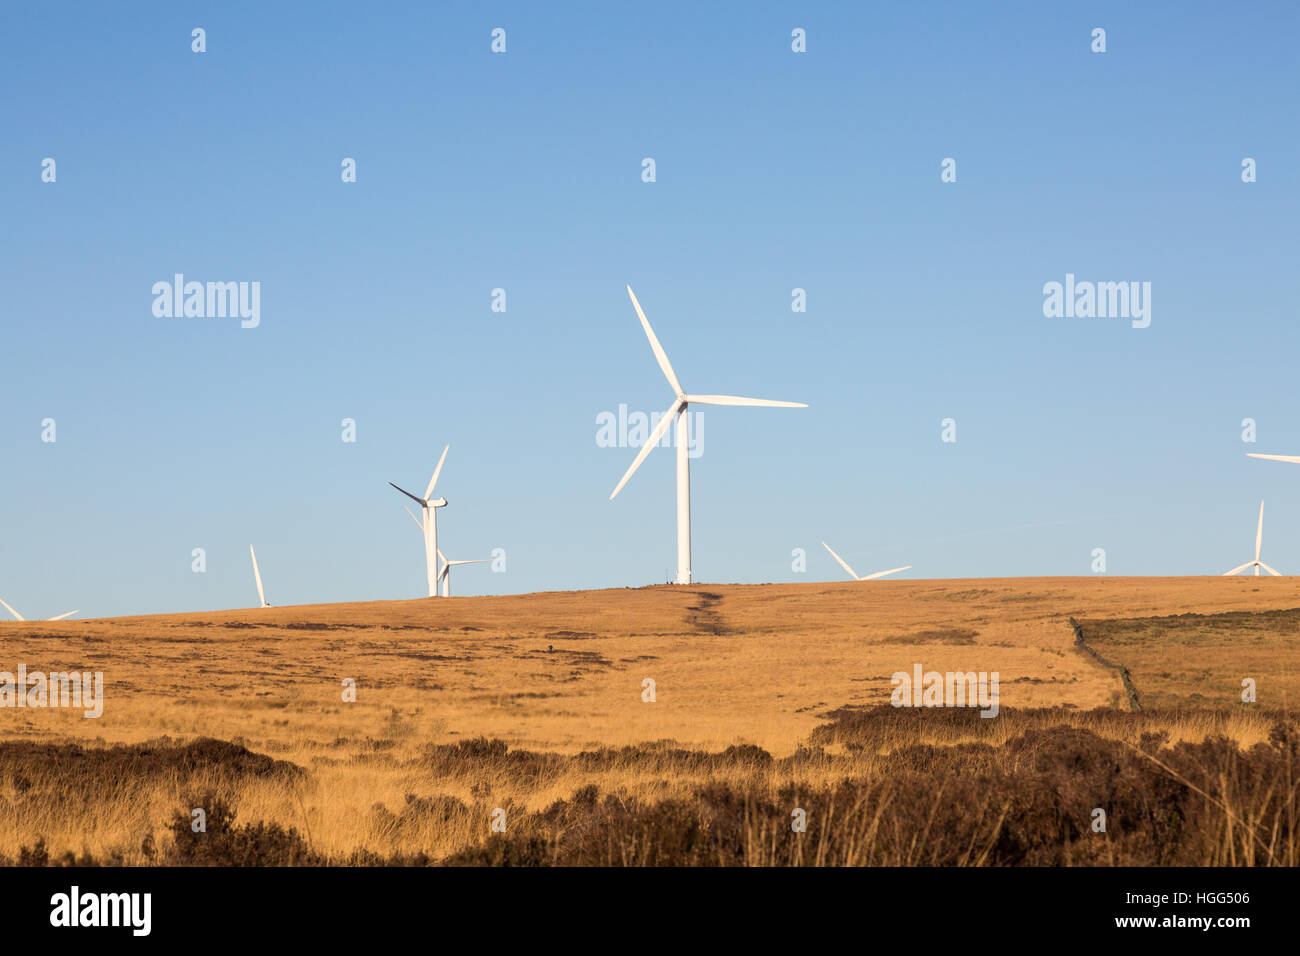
[249,545,271,607]
[400,508,489,597]
[0,598,78,622]
[821,541,912,581]
[437,549,489,597]
[1223,501,1281,576]
[390,445,449,597]
[609,286,806,585]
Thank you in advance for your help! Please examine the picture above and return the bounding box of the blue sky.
[3,1,1299,616]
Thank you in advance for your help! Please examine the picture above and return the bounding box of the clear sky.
[3,1,1299,617]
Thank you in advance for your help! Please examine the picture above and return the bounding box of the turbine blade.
[1224,562,1253,576]
[1247,454,1300,464]
[250,545,268,608]
[437,547,448,563]
[627,286,684,397]
[447,559,489,566]
[425,445,450,499]
[861,565,912,580]
[609,398,683,499]
[685,394,807,408]
[821,541,860,581]
[438,565,450,583]
[46,610,78,621]
[1261,563,1283,576]
[390,482,426,506]
[0,598,24,621]
[1256,501,1265,561]
[403,505,425,534]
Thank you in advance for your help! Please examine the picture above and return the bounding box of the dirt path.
[685,590,727,635]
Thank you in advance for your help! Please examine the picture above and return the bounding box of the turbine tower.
[390,445,450,597]
[609,286,806,584]
[250,545,271,607]
[1224,501,1281,576]
[0,598,78,621]
[821,541,912,581]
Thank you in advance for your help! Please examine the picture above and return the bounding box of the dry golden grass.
[0,576,1297,862]
[1079,607,1300,710]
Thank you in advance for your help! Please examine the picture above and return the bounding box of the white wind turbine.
[821,541,912,581]
[609,286,807,585]
[1223,501,1281,576]
[390,445,450,597]
[0,598,78,622]
[437,549,489,597]
[249,545,271,607]
[400,507,490,597]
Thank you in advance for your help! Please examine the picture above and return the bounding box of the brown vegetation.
[3,709,1296,866]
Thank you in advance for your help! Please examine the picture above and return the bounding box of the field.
[1,577,1297,865]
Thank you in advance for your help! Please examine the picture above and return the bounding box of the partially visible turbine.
[1223,501,1281,576]
[250,545,271,607]
[391,445,450,597]
[0,598,78,622]
[437,549,489,597]
[1247,453,1300,464]
[609,286,806,584]
[821,541,912,581]
[402,508,489,597]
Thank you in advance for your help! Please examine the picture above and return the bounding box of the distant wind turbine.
[609,286,806,585]
[821,541,912,581]
[1224,501,1281,576]
[402,508,490,597]
[250,545,271,607]
[437,549,489,597]
[390,445,450,597]
[0,598,78,622]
